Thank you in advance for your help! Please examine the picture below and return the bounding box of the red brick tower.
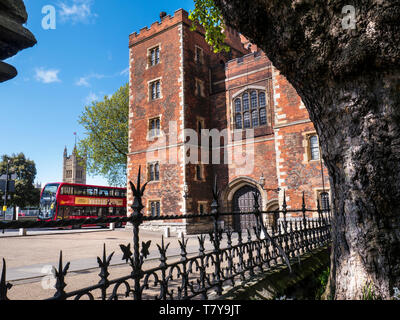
[127,9,248,234]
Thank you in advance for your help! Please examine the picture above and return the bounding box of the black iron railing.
[0,168,331,300]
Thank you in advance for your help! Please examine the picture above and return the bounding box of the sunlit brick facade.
[127,9,330,234]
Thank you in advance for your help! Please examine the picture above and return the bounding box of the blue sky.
[0,0,194,187]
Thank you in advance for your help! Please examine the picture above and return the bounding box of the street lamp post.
[3,159,10,213]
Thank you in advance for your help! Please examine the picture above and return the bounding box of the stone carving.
[0,0,37,82]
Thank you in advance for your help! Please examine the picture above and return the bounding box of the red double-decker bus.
[38,183,127,228]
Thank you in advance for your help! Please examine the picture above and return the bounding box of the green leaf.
[189,0,230,53]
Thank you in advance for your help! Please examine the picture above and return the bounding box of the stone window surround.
[314,188,331,212]
[146,43,162,68]
[194,45,204,65]
[230,85,268,130]
[66,170,72,178]
[302,131,321,163]
[147,115,163,140]
[148,77,163,101]
[196,116,206,137]
[197,201,209,214]
[147,161,160,183]
[195,78,206,97]
[194,163,206,182]
[147,199,161,217]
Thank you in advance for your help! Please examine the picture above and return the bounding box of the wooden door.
[233,186,260,231]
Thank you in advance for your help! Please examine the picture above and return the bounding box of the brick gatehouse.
[127,9,330,234]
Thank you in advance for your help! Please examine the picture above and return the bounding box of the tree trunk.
[313,71,400,300]
[214,0,400,299]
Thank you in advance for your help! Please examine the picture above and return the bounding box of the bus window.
[87,188,94,196]
[62,207,71,219]
[74,187,85,196]
[62,186,73,195]
[99,189,109,197]
[98,207,107,217]
[74,207,85,216]
[84,207,96,216]
[59,207,64,219]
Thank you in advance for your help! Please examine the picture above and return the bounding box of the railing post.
[178,234,189,299]
[316,199,323,244]
[211,176,223,297]
[282,189,288,233]
[129,166,148,300]
[97,244,114,301]
[252,194,264,272]
[157,236,170,300]
[0,258,12,300]
[53,251,70,300]
[225,230,235,286]
[197,235,208,300]
[237,230,246,282]
[301,192,307,229]
[281,190,290,255]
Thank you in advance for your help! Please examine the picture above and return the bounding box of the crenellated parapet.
[129,9,191,47]
[0,0,37,82]
[129,8,248,55]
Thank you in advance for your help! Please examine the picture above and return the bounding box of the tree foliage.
[194,0,400,299]
[0,153,39,209]
[77,83,129,186]
[189,0,229,53]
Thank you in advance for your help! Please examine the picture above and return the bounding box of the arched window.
[235,99,241,113]
[233,89,268,129]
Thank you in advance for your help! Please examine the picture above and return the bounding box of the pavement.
[0,226,216,281]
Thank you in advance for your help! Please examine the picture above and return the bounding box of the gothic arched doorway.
[233,185,261,232]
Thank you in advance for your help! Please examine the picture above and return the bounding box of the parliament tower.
[63,146,86,185]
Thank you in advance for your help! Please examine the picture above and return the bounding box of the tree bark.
[214,0,400,299]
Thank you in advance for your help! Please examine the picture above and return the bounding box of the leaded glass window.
[310,135,320,160]
[234,90,268,129]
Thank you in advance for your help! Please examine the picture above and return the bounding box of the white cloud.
[120,67,129,76]
[75,73,104,87]
[76,77,90,87]
[58,0,97,24]
[35,68,61,84]
[85,92,100,104]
